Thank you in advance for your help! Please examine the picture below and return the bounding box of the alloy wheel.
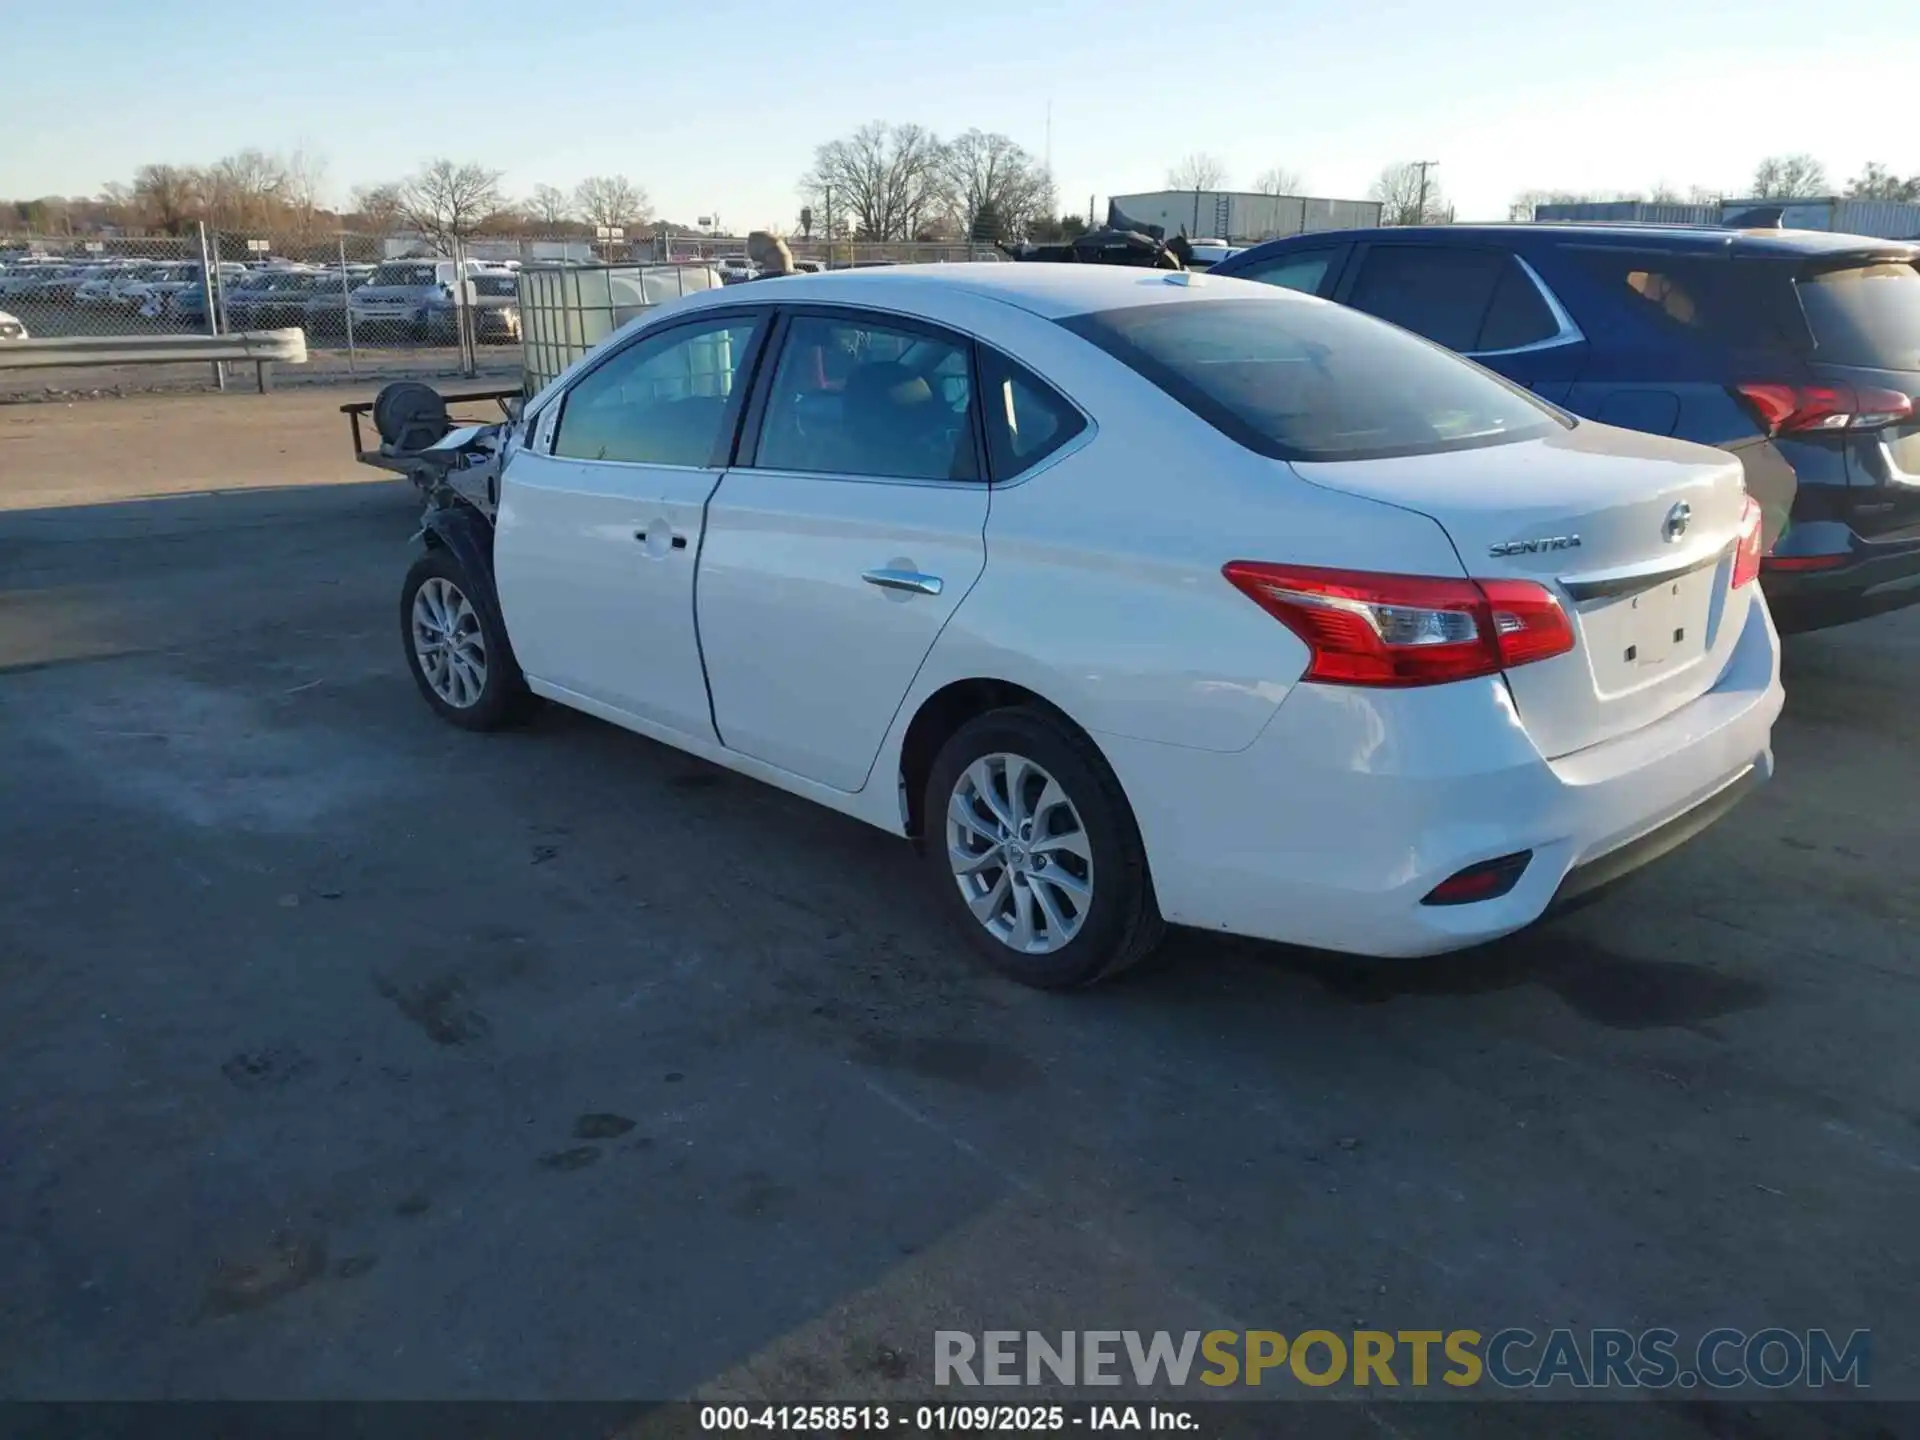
[946,752,1095,955]
[411,576,488,708]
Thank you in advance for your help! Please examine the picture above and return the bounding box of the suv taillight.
[1736,382,1915,435]
[1731,497,1764,589]
[1221,564,1575,688]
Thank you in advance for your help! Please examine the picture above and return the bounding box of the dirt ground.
[1,390,1915,1433]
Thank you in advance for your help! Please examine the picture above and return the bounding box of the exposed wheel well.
[898,679,1080,843]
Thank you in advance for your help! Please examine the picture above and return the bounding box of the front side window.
[1232,246,1341,296]
[553,316,760,467]
[753,314,978,481]
[1064,296,1565,464]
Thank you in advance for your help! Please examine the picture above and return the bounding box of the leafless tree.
[573,174,651,232]
[397,159,504,249]
[801,122,950,242]
[942,129,1046,241]
[284,148,329,237]
[1846,162,1920,202]
[130,164,204,234]
[204,150,291,229]
[1751,154,1828,199]
[529,184,574,225]
[1167,153,1228,191]
[1370,162,1444,225]
[1254,165,1303,197]
[350,183,405,233]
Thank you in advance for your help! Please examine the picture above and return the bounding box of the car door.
[1333,243,1589,401]
[696,307,990,792]
[494,309,768,740]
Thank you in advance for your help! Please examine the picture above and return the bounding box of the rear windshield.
[371,263,441,287]
[1061,296,1566,463]
[1796,262,1920,371]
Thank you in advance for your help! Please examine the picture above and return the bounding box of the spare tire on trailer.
[372,381,450,452]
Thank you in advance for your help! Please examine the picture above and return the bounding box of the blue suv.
[1212,224,1920,633]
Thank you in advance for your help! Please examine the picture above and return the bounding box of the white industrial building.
[1108,191,1383,244]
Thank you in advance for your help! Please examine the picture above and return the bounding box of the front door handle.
[862,568,943,596]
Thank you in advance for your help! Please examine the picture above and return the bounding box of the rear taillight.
[1221,563,1575,688]
[1735,382,1915,436]
[1731,497,1764,589]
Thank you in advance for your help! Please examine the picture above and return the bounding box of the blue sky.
[3,0,1916,226]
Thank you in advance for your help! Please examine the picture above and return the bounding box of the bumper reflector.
[1422,852,1533,906]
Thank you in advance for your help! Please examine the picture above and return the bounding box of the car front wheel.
[923,706,1164,989]
[400,548,530,731]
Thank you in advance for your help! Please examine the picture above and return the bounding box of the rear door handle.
[635,529,688,550]
[862,568,943,596]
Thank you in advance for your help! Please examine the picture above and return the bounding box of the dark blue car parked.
[1212,224,1920,633]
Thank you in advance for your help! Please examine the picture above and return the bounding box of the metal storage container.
[1719,198,1920,239]
[1533,201,1719,225]
[516,262,723,393]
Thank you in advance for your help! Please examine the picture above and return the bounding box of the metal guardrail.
[0,327,308,392]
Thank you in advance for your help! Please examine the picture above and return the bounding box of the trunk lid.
[1291,420,1753,759]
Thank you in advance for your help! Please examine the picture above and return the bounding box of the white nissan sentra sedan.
[399,264,1783,988]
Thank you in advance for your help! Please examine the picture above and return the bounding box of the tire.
[922,705,1164,989]
[399,548,531,731]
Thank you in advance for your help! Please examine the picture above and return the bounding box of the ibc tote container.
[516,263,722,393]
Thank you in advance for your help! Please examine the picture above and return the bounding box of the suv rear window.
[1063,296,1565,463]
[1796,262,1920,372]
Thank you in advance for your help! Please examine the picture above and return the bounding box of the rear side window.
[1344,246,1507,351]
[1571,251,1812,352]
[1063,297,1564,464]
[1796,263,1920,371]
[1475,262,1561,352]
[978,349,1086,478]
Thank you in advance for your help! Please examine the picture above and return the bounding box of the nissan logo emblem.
[1663,502,1692,543]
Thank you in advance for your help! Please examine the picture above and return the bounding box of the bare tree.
[943,129,1046,242]
[130,164,204,235]
[529,184,574,226]
[204,149,291,229]
[1167,153,1228,191]
[350,183,405,233]
[1370,162,1443,226]
[573,175,651,232]
[801,122,950,242]
[397,159,504,249]
[1751,154,1828,199]
[1254,165,1303,197]
[285,147,329,237]
[1846,162,1920,202]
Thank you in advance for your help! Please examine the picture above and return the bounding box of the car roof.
[679,262,1274,319]
[1224,224,1920,265]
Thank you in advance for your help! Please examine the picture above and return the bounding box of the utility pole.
[1413,160,1438,225]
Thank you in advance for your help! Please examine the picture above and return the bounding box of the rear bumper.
[1099,593,1783,958]
[1763,529,1920,632]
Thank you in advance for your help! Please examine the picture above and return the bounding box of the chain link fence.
[1,226,1002,398]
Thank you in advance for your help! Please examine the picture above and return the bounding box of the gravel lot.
[1,391,1914,1432]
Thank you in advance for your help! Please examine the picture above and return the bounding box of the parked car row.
[0,252,528,344]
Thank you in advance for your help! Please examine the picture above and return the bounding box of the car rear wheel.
[400,549,530,731]
[922,706,1164,989]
